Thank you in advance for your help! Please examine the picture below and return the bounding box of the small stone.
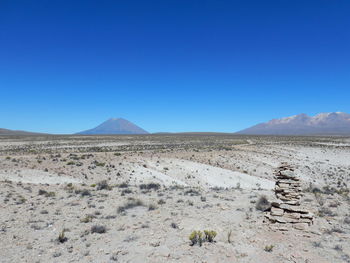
[293,223,308,230]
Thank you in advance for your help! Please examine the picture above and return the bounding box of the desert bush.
[148,204,157,211]
[312,241,322,248]
[93,161,105,167]
[318,207,337,217]
[118,182,129,188]
[334,245,343,251]
[16,196,27,204]
[64,183,75,193]
[255,196,270,211]
[158,199,166,205]
[38,189,55,197]
[76,189,91,197]
[117,199,144,213]
[324,227,345,234]
[97,180,111,190]
[170,222,178,229]
[328,201,340,208]
[121,189,133,195]
[91,225,107,234]
[184,189,200,196]
[80,215,94,223]
[139,183,160,191]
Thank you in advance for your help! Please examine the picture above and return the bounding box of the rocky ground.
[0,134,350,262]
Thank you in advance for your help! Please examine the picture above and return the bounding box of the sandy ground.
[0,135,349,262]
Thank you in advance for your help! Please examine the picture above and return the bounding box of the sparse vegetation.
[1,134,350,262]
[58,230,67,243]
[139,183,160,191]
[189,230,217,246]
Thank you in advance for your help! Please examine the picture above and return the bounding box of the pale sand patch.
[130,165,188,186]
[141,158,274,190]
[0,169,80,184]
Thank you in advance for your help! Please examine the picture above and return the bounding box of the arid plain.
[1,135,349,262]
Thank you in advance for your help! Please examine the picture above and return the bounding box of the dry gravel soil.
[0,134,350,262]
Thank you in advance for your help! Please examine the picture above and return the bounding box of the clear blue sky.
[1,0,349,134]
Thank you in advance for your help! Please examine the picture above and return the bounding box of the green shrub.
[264,245,274,252]
[189,229,217,246]
[204,230,217,242]
[189,231,203,246]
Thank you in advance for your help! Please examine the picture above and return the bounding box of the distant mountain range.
[77,118,149,135]
[2,113,350,136]
[237,112,350,135]
[0,128,45,136]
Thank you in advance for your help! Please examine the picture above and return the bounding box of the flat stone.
[277,226,289,231]
[300,213,314,219]
[283,212,300,220]
[279,170,295,177]
[267,215,300,223]
[276,174,299,181]
[278,179,301,184]
[277,183,290,188]
[279,204,308,213]
[282,200,300,206]
[271,201,282,208]
[276,194,293,201]
[271,207,284,216]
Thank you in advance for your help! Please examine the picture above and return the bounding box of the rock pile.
[265,163,314,230]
